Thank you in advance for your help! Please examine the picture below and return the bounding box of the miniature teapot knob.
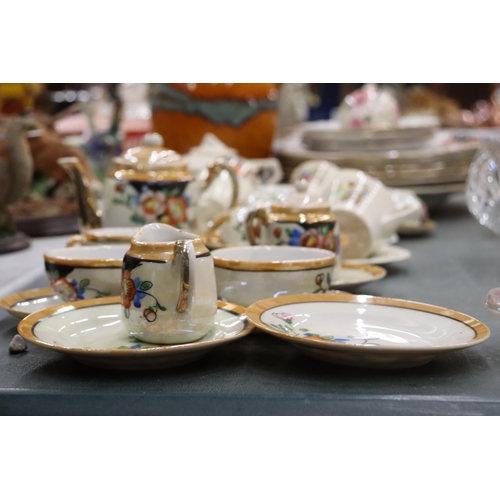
[142,132,164,147]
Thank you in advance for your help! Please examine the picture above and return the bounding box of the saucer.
[0,288,65,319]
[397,219,437,236]
[343,244,411,266]
[246,294,489,369]
[329,263,386,289]
[17,297,253,370]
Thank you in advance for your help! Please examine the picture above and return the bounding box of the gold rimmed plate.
[0,288,65,319]
[343,244,411,266]
[330,263,386,289]
[17,297,254,370]
[246,294,490,369]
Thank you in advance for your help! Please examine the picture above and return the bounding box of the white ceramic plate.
[0,288,65,319]
[330,263,386,289]
[397,219,437,236]
[344,244,411,266]
[246,294,489,369]
[301,116,438,151]
[17,297,253,370]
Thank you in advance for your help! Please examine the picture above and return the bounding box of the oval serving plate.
[18,297,253,370]
[246,294,489,369]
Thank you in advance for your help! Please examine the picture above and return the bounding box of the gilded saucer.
[343,244,411,266]
[246,294,489,369]
[17,297,253,370]
[0,288,65,319]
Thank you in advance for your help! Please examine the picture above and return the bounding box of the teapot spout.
[57,157,102,231]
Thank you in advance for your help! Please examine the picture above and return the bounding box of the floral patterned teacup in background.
[245,194,341,274]
[327,169,418,259]
[44,245,129,302]
[121,223,218,345]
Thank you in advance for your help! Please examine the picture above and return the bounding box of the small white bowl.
[212,245,336,307]
[44,244,129,302]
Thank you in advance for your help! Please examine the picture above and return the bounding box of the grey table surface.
[1,193,500,416]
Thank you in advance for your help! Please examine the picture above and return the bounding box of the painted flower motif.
[143,307,157,322]
[351,88,369,107]
[299,228,320,248]
[314,272,331,293]
[121,270,136,310]
[272,312,294,324]
[52,277,79,302]
[115,183,126,193]
[317,230,336,252]
[350,117,366,128]
[121,269,166,320]
[287,228,302,246]
[273,227,281,239]
[139,191,166,221]
[165,196,188,225]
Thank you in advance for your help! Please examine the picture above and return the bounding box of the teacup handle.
[173,240,195,314]
[66,234,87,247]
[202,157,240,208]
[245,207,269,245]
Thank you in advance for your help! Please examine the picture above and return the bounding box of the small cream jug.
[121,223,218,344]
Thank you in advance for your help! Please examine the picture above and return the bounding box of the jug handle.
[202,157,240,208]
[245,208,269,245]
[173,239,195,314]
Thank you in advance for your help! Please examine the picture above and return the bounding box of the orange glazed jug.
[150,83,279,159]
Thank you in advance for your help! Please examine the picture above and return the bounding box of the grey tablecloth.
[1,194,500,415]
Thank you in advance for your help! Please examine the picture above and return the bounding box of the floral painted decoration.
[313,272,331,293]
[114,183,190,228]
[47,270,109,302]
[268,311,379,345]
[121,269,166,321]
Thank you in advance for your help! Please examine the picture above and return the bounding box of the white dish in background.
[0,288,65,319]
[344,244,411,266]
[301,115,439,152]
[246,294,490,369]
[17,297,253,370]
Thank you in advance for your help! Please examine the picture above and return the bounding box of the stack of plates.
[273,118,479,209]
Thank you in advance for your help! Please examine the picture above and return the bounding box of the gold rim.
[44,255,123,267]
[339,262,387,279]
[17,297,253,356]
[213,253,336,271]
[0,287,58,319]
[267,212,336,224]
[127,238,210,260]
[246,294,490,352]
[112,167,194,183]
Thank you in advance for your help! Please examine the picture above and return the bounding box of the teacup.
[245,194,342,270]
[66,227,140,246]
[212,245,337,307]
[121,223,218,345]
[327,169,415,258]
[44,245,129,301]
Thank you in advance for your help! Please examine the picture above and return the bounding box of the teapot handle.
[173,240,195,314]
[245,208,269,245]
[202,157,240,208]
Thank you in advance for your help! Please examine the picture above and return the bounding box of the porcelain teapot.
[58,133,239,233]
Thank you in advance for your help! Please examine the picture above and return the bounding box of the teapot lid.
[114,133,187,170]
